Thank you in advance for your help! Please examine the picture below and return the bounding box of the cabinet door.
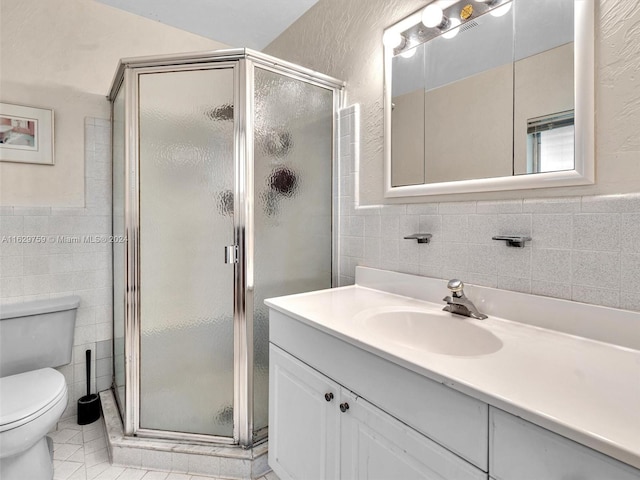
[340,390,487,480]
[269,345,341,480]
[490,408,640,480]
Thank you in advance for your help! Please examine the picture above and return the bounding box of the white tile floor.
[51,417,278,480]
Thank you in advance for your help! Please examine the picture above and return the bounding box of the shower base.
[100,391,271,478]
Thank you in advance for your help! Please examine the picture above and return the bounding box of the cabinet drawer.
[489,408,640,480]
[270,310,489,471]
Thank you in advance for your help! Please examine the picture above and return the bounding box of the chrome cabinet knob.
[324,392,334,402]
[339,402,349,413]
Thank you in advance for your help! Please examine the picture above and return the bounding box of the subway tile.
[407,203,438,215]
[380,215,400,238]
[531,249,571,284]
[523,197,581,213]
[532,214,572,249]
[23,215,50,235]
[476,200,522,214]
[379,204,406,216]
[468,215,497,244]
[468,244,498,276]
[581,193,640,213]
[571,285,620,309]
[572,214,620,251]
[419,263,442,279]
[460,272,497,289]
[441,243,468,271]
[0,277,24,298]
[399,215,419,237]
[50,254,76,273]
[418,242,443,270]
[620,291,640,312]
[96,322,112,342]
[380,238,399,264]
[621,213,640,253]
[350,215,365,237]
[497,214,532,237]
[439,201,476,215]
[497,276,531,294]
[0,215,24,235]
[418,215,442,241]
[364,215,381,237]
[572,250,620,289]
[399,238,420,267]
[0,255,23,277]
[441,215,469,243]
[0,242,23,257]
[13,206,52,216]
[23,274,51,295]
[531,280,572,300]
[497,246,532,279]
[621,253,640,293]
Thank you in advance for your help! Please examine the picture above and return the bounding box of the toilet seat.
[0,368,67,432]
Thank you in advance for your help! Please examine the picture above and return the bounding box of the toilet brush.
[77,349,101,425]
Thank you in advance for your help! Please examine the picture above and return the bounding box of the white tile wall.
[338,106,640,313]
[0,118,114,418]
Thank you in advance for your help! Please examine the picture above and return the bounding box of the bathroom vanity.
[266,267,640,480]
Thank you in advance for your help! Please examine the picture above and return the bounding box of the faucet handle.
[447,279,464,293]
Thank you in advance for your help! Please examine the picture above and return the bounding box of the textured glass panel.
[112,86,126,412]
[139,68,235,437]
[253,68,334,435]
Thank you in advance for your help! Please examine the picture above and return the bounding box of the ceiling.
[95,0,319,50]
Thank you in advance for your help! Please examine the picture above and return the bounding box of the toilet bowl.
[0,369,68,480]
[0,296,79,480]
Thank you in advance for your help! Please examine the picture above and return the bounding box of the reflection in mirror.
[388,0,576,188]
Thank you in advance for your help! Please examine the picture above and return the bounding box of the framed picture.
[0,103,54,165]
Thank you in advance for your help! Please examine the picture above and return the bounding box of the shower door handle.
[224,245,239,264]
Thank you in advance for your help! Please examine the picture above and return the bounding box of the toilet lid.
[0,368,67,432]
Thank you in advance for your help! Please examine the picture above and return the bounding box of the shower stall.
[109,49,343,447]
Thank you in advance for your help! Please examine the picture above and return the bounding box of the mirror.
[384,0,594,197]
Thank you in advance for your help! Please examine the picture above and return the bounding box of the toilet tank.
[0,296,80,377]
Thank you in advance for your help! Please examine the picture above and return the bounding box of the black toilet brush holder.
[77,349,100,425]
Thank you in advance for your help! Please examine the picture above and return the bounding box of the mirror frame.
[383,0,594,198]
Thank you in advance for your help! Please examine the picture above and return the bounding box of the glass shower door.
[138,67,236,437]
[252,67,334,437]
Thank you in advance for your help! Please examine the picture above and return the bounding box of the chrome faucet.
[443,279,488,320]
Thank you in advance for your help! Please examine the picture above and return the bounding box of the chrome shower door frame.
[110,49,345,448]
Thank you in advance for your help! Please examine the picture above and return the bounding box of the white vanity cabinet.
[269,345,340,480]
[489,408,640,480]
[269,344,488,480]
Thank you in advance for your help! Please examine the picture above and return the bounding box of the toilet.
[0,296,80,480]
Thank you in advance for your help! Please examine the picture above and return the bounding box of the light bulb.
[400,47,417,58]
[490,2,512,17]
[383,30,404,48]
[442,18,461,39]
[422,4,444,28]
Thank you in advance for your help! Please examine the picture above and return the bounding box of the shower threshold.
[100,391,271,478]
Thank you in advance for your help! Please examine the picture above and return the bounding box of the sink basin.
[355,307,503,356]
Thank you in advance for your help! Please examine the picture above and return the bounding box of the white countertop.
[265,271,640,469]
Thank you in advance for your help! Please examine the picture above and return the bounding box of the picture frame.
[0,103,54,165]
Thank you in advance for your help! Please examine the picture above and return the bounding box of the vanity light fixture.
[422,4,451,29]
[383,30,405,48]
[400,46,418,58]
[490,2,513,17]
[442,18,462,39]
